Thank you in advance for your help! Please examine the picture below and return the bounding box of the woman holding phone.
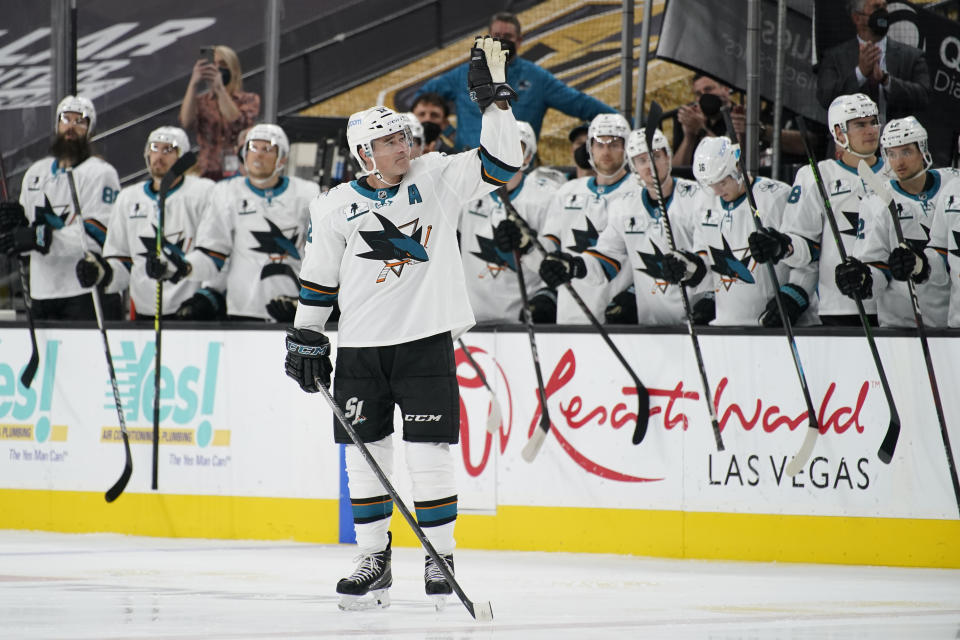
[179,45,260,181]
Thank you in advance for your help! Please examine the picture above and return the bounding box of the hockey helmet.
[143,126,190,170]
[517,121,537,170]
[242,123,290,165]
[402,113,425,144]
[693,135,742,188]
[828,93,878,153]
[346,106,412,176]
[881,116,932,172]
[586,113,630,175]
[626,128,671,165]
[56,95,96,136]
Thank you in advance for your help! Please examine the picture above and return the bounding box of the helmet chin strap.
[590,158,626,180]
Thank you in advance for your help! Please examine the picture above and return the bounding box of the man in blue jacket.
[414,11,615,152]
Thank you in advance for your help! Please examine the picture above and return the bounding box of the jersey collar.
[720,179,755,211]
[141,179,184,201]
[640,179,674,217]
[587,171,630,196]
[245,176,289,200]
[350,179,400,203]
[891,170,941,202]
[837,157,884,176]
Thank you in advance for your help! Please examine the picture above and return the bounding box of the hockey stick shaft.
[795,116,900,463]
[496,187,651,445]
[457,338,494,393]
[645,102,723,452]
[721,108,819,476]
[316,382,493,621]
[0,138,40,389]
[513,247,552,462]
[65,168,132,503]
[857,160,960,516]
[456,338,503,434]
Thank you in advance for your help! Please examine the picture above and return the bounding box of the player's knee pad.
[405,442,456,500]
[345,436,394,498]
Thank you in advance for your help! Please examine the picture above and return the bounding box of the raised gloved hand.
[75,251,113,288]
[888,244,930,284]
[748,226,792,264]
[758,283,809,327]
[662,250,706,286]
[174,288,225,320]
[284,327,333,392]
[266,295,298,322]
[145,245,191,283]
[493,217,531,254]
[539,251,586,288]
[467,36,517,110]
[835,257,873,300]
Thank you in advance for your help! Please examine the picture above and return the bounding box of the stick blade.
[485,394,503,434]
[857,159,892,205]
[471,600,494,622]
[631,391,650,445]
[20,351,39,389]
[644,101,663,145]
[785,425,818,477]
[105,432,133,503]
[521,426,548,462]
[159,149,198,196]
[712,419,725,452]
[877,415,901,464]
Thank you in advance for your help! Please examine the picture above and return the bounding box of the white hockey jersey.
[102,175,214,315]
[853,169,959,327]
[186,175,320,320]
[18,156,120,299]
[691,177,810,326]
[583,177,703,325]
[295,106,522,347]
[780,158,884,317]
[458,172,554,323]
[928,178,960,327]
[540,172,640,323]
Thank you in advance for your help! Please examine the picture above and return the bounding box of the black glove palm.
[539,251,585,288]
[493,218,530,254]
[835,258,873,300]
[662,250,706,286]
[748,226,791,264]
[888,245,930,283]
[175,288,225,320]
[75,252,113,288]
[266,296,298,322]
[285,327,333,392]
[759,283,809,327]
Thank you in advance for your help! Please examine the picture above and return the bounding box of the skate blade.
[430,594,449,613]
[338,588,390,611]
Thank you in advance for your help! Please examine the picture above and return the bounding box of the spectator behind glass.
[411,93,456,154]
[179,45,260,181]
[413,11,615,152]
[568,122,594,179]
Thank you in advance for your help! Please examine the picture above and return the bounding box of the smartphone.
[200,47,215,64]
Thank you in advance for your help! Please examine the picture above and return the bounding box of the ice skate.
[336,532,392,611]
[424,553,454,611]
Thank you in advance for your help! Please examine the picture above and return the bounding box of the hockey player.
[74,127,212,318]
[535,127,707,325]
[460,120,556,322]
[509,113,638,324]
[0,95,122,320]
[148,123,319,321]
[660,136,804,326]
[283,37,521,610]
[836,117,959,327]
[927,170,960,327]
[748,93,884,326]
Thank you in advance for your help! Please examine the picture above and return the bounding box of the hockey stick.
[512,246,552,461]
[0,139,40,389]
[152,149,197,491]
[456,338,503,434]
[315,381,494,622]
[721,108,819,477]
[496,187,651,446]
[65,168,132,503]
[645,102,723,452]
[857,160,960,516]
[796,116,900,463]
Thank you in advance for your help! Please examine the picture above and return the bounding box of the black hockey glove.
[539,251,586,288]
[888,244,930,284]
[284,327,332,392]
[493,218,531,254]
[175,288,225,320]
[835,258,873,300]
[2,223,53,256]
[748,226,792,265]
[0,201,27,233]
[605,287,638,325]
[266,295,298,322]
[145,245,191,283]
[662,250,706,286]
[691,295,716,325]
[467,36,517,110]
[758,283,809,328]
[525,288,557,323]
[75,251,113,288]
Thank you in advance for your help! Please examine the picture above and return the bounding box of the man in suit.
[816,0,930,124]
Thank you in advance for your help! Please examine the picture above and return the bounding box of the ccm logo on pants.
[405,414,442,422]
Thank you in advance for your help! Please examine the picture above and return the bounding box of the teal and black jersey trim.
[299,278,338,307]
[479,145,519,186]
[544,234,562,251]
[108,255,134,271]
[583,248,621,281]
[868,260,893,283]
[414,495,457,528]
[83,218,107,248]
[802,236,821,262]
[351,494,393,525]
[198,246,228,270]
